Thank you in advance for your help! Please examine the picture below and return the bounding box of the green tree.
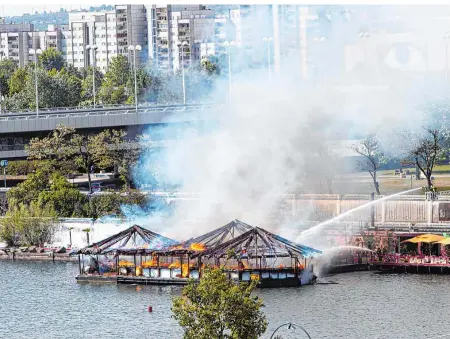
[7,170,49,207]
[98,79,127,104]
[0,204,23,246]
[71,131,110,193]
[27,124,109,193]
[18,201,58,246]
[3,90,29,111]
[172,268,267,339]
[81,67,104,103]
[98,55,131,104]
[27,124,78,174]
[125,66,152,104]
[63,64,83,79]
[38,172,87,217]
[104,55,130,86]
[98,129,143,188]
[0,58,17,98]
[39,47,65,71]
[201,57,220,76]
[0,202,57,246]
[8,67,28,96]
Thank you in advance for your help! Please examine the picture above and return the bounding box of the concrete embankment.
[0,251,77,262]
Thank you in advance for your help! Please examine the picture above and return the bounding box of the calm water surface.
[1,261,450,339]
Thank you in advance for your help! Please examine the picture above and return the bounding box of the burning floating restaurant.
[76,220,322,287]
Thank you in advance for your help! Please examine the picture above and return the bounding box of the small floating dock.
[372,262,450,274]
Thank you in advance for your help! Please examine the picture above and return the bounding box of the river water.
[1,260,450,339]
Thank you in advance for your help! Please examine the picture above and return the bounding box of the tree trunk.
[87,170,92,194]
[426,175,433,190]
[373,172,381,195]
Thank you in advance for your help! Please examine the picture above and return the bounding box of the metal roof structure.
[78,224,178,255]
[194,226,322,259]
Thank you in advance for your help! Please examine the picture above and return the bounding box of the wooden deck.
[76,274,304,287]
[372,262,450,274]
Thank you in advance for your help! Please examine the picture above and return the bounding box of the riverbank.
[0,251,77,262]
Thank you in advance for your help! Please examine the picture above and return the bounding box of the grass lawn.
[380,164,450,176]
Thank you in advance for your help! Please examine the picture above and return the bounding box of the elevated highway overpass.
[0,103,223,135]
[0,103,224,159]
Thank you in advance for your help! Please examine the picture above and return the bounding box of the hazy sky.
[1,4,83,17]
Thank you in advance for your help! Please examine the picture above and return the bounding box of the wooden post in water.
[180,256,183,278]
[187,256,190,278]
[157,255,160,278]
[78,255,82,274]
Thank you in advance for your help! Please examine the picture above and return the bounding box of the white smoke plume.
[130,5,450,242]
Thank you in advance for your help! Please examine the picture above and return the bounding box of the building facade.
[67,5,148,71]
[148,5,215,72]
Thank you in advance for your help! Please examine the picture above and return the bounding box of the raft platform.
[76,273,307,288]
[76,275,188,285]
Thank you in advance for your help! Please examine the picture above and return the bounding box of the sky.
[1,5,78,17]
[2,0,447,17]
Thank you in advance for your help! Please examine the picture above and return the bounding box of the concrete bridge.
[0,103,224,160]
[0,103,223,135]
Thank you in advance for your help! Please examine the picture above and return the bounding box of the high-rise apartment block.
[0,21,68,67]
[0,5,321,75]
[0,6,148,72]
[67,5,148,71]
[148,5,216,71]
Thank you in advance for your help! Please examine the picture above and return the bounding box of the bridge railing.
[1,101,221,116]
[0,104,223,122]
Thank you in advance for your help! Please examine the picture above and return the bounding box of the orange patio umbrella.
[434,238,450,245]
[402,234,445,244]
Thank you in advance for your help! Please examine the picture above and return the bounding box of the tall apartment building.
[0,21,68,67]
[0,22,33,66]
[148,5,215,72]
[68,5,148,71]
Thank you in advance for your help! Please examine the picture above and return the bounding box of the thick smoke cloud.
[129,5,450,241]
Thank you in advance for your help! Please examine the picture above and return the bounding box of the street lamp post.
[177,41,189,104]
[223,40,235,103]
[29,48,43,116]
[128,45,142,112]
[86,45,98,108]
[263,37,273,81]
